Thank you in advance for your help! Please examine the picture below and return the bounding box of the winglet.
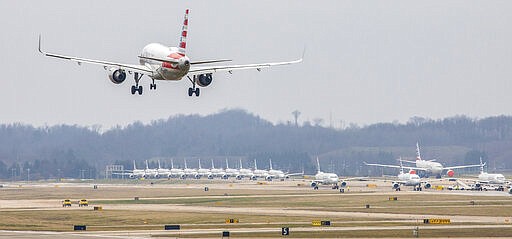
[38,34,44,54]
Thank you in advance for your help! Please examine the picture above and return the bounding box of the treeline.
[1,110,512,179]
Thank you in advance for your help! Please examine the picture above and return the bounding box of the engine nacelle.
[108,68,127,84]
[340,181,347,187]
[509,187,512,194]
[129,174,135,179]
[221,174,229,179]
[194,174,201,179]
[142,174,148,179]
[392,182,400,189]
[250,175,257,181]
[179,174,186,179]
[196,74,213,87]
[236,175,243,180]
[311,182,318,187]
[424,182,431,189]
[154,174,160,179]
[265,175,273,181]
[207,174,214,179]
[447,169,455,177]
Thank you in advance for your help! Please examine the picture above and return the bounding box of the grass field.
[1,180,511,238]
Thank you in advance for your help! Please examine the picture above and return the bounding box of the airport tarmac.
[0,178,511,238]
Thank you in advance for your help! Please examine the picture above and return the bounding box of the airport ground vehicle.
[62,199,71,207]
[78,199,89,207]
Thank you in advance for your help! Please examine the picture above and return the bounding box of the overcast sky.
[1,0,511,129]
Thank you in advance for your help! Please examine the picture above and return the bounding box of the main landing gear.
[131,72,144,95]
[149,79,157,90]
[187,75,200,97]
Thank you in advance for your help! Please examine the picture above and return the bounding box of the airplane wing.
[364,162,423,171]
[445,164,481,170]
[38,36,154,75]
[188,58,303,75]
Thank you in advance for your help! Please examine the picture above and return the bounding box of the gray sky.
[1,0,511,129]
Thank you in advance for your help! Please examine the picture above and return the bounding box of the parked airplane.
[237,159,254,180]
[365,159,430,191]
[38,9,302,96]
[252,159,270,180]
[266,159,303,181]
[476,158,507,184]
[370,142,481,178]
[224,159,240,179]
[125,160,148,179]
[183,159,200,179]
[169,159,186,179]
[310,157,344,190]
[197,159,213,179]
[155,160,171,178]
[210,159,228,179]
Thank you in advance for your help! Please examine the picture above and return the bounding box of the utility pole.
[292,110,301,127]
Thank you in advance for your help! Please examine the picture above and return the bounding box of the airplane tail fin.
[184,159,188,169]
[211,159,215,169]
[399,157,404,174]
[158,160,161,169]
[178,9,189,55]
[479,157,486,174]
[269,158,273,170]
[254,159,258,170]
[239,158,243,169]
[226,158,230,169]
[145,160,149,170]
[133,160,137,170]
[416,142,422,161]
[198,159,202,169]
[171,159,174,169]
[316,157,321,174]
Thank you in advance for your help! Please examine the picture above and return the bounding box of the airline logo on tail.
[416,142,422,161]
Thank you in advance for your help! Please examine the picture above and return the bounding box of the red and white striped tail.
[178,9,189,55]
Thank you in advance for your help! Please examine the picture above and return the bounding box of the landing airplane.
[38,9,302,96]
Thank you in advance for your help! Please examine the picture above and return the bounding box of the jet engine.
[194,174,201,179]
[392,182,400,189]
[424,182,431,189]
[265,175,273,181]
[446,169,455,177]
[236,175,243,180]
[108,68,127,84]
[311,182,318,188]
[250,175,257,181]
[221,174,229,179]
[129,174,135,179]
[340,181,347,187]
[154,174,160,179]
[179,174,186,179]
[207,174,214,179]
[196,73,213,87]
[509,187,512,194]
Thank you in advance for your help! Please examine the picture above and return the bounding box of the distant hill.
[1,109,512,179]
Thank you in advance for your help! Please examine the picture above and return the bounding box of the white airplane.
[476,158,507,184]
[183,159,200,179]
[252,159,270,180]
[224,159,240,179]
[124,160,148,179]
[210,159,228,179]
[266,158,303,181]
[371,142,481,178]
[38,9,302,96]
[153,160,171,178]
[365,159,429,191]
[310,157,345,190]
[144,160,161,178]
[238,159,255,180]
[169,159,186,179]
[197,159,213,179]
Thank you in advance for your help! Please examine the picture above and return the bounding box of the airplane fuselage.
[479,172,507,184]
[140,43,190,81]
[415,160,443,176]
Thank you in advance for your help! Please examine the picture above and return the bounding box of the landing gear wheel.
[138,86,143,95]
[150,83,157,90]
[188,88,193,96]
[195,88,200,97]
[131,85,136,95]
